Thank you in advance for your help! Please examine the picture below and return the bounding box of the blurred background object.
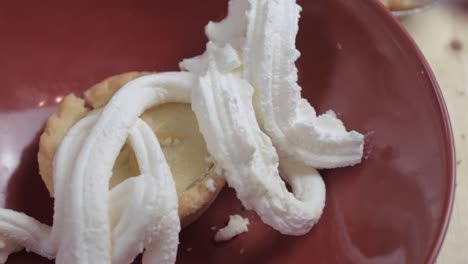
[380,0,440,15]
[381,0,437,10]
[400,1,468,262]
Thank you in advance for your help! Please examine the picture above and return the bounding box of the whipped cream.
[190,45,325,235]
[182,0,364,169]
[56,72,193,264]
[0,0,364,263]
[214,215,249,242]
[183,0,359,236]
[0,73,195,264]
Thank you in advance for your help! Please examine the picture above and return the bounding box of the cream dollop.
[214,215,249,242]
[183,0,364,169]
[0,72,196,264]
[191,48,325,235]
[59,72,192,264]
[180,0,362,236]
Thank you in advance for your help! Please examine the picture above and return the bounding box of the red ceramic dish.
[0,0,455,263]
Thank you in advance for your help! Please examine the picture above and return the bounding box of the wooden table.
[402,4,468,263]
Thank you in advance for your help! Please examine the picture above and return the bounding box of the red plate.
[0,0,455,263]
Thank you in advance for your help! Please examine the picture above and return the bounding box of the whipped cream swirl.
[0,73,195,264]
[190,44,325,235]
[181,0,364,169]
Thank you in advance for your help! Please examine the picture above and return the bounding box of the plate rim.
[368,0,457,263]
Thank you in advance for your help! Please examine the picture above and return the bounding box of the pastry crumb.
[336,43,342,50]
[159,137,173,147]
[205,178,216,192]
[158,136,183,147]
[214,215,249,242]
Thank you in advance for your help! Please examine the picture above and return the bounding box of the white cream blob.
[185,0,364,169]
[214,215,249,242]
[191,48,325,235]
[182,0,362,236]
[0,72,195,264]
[205,178,217,192]
[243,0,364,169]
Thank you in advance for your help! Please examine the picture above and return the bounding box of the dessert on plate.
[0,0,365,263]
[37,72,226,228]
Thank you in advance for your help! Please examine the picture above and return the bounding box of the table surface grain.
[402,4,468,263]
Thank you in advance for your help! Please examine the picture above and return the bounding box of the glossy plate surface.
[0,0,455,263]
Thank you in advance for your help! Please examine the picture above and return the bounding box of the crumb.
[159,137,173,147]
[336,43,342,50]
[363,131,375,160]
[457,160,462,166]
[186,247,192,252]
[240,248,245,254]
[324,110,337,118]
[158,136,183,147]
[205,178,216,192]
[214,215,249,242]
[364,131,375,139]
[450,39,463,52]
[210,226,217,231]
